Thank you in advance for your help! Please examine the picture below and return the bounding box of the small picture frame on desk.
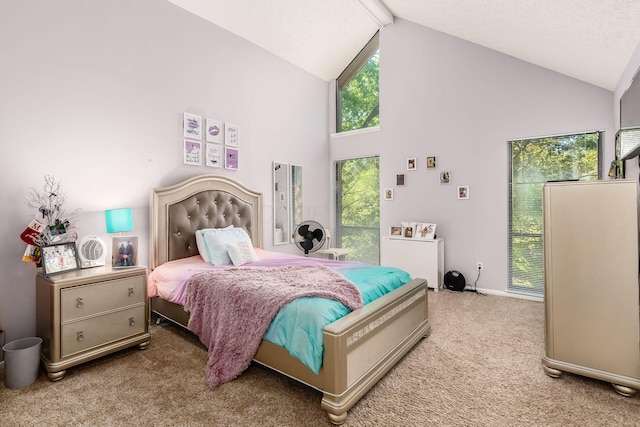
[390,226,402,236]
[41,242,80,276]
[112,236,138,268]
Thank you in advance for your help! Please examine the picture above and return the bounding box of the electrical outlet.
[476,262,483,270]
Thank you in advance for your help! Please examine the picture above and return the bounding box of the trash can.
[2,337,42,389]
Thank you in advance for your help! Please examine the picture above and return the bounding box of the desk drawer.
[61,275,145,321]
[61,305,146,357]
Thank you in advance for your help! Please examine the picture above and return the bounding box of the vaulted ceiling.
[168,0,640,91]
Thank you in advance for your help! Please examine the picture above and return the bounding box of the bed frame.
[149,174,430,425]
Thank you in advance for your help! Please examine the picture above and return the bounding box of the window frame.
[336,32,379,133]
[507,131,602,296]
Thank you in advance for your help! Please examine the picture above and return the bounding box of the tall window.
[508,132,601,295]
[335,156,380,264]
[336,32,379,133]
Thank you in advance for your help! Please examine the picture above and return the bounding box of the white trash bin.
[3,337,42,389]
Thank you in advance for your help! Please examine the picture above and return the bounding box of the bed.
[148,174,430,424]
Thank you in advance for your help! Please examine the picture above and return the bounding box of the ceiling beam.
[354,0,394,27]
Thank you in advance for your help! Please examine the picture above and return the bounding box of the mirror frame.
[273,161,290,246]
[290,164,303,243]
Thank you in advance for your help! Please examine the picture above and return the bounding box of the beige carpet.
[1,291,639,426]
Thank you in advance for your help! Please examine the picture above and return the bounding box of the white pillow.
[200,227,252,265]
[226,241,259,266]
[195,225,233,262]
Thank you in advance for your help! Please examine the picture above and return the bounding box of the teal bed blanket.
[262,263,411,374]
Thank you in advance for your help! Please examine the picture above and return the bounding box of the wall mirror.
[290,164,303,242]
[273,162,289,245]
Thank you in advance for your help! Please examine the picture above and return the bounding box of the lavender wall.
[0,0,329,341]
[331,19,615,296]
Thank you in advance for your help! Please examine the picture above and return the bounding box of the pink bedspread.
[183,264,362,389]
[147,248,355,305]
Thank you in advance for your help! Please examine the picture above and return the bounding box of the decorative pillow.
[200,227,252,265]
[195,225,233,262]
[226,241,259,266]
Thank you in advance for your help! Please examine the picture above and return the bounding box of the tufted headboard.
[149,174,263,269]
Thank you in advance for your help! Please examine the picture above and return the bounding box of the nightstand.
[36,266,150,381]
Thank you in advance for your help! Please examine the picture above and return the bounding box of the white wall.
[331,19,615,293]
[0,0,329,342]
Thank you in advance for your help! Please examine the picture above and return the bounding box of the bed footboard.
[320,278,429,424]
[253,278,429,424]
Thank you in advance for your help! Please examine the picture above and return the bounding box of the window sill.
[330,126,380,139]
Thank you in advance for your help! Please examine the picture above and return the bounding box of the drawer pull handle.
[76,297,84,308]
[128,287,134,297]
[129,317,135,327]
[77,331,84,341]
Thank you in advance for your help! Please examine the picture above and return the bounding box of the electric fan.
[77,235,107,268]
[294,221,326,256]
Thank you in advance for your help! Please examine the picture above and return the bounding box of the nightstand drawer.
[61,305,146,357]
[61,275,145,321]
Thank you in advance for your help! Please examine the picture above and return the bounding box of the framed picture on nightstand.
[41,242,80,276]
[112,236,138,268]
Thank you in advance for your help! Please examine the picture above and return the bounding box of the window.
[335,156,380,264]
[508,132,601,295]
[336,32,379,133]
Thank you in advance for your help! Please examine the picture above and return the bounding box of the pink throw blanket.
[183,264,363,389]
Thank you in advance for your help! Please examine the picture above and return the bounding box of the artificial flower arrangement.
[20,175,80,265]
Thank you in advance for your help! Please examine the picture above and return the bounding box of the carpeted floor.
[1,290,639,426]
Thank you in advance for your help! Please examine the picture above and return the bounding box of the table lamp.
[105,208,137,268]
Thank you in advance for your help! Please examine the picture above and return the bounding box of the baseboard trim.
[464,286,543,303]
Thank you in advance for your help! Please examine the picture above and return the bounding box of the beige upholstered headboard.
[149,174,263,269]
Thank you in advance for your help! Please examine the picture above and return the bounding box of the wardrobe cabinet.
[542,180,640,396]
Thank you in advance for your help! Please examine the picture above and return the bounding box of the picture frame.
[205,143,221,168]
[439,170,450,184]
[225,123,239,146]
[183,112,202,140]
[112,236,138,268]
[205,118,223,143]
[225,147,239,170]
[41,242,80,276]
[384,188,394,200]
[427,156,436,169]
[416,223,437,239]
[404,226,414,238]
[183,140,202,165]
[458,185,470,199]
[396,174,405,186]
[389,226,403,236]
[407,158,416,170]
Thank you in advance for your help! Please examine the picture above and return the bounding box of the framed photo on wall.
[225,147,239,170]
[458,185,470,199]
[225,123,239,146]
[184,140,201,165]
[112,236,138,268]
[183,112,202,140]
[41,242,80,276]
[384,188,394,200]
[407,158,417,170]
[205,143,221,168]
[206,118,223,143]
[396,174,405,186]
[427,156,436,168]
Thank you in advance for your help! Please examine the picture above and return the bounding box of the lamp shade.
[105,208,134,233]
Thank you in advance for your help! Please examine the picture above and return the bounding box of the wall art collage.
[183,112,239,170]
[385,156,469,201]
